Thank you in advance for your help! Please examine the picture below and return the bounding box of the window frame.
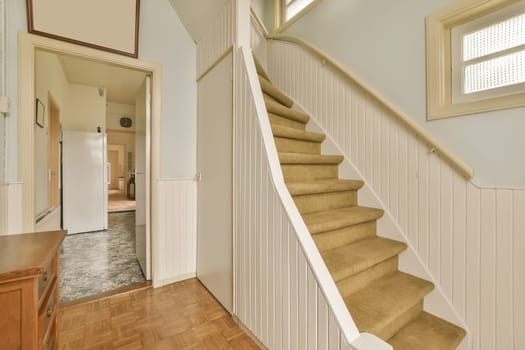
[451,1,525,103]
[426,0,525,120]
[274,0,323,32]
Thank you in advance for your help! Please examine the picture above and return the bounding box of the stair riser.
[275,137,321,155]
[270,114,306,130]
[264,93,277,102]
[282,164,338,182]
[379,301,423,341]
[265,99,309,123]
[254,56,270,81]
[337,257,398,296]
[260,80,293,108]
[294,191,357,214]
[313,221,377,252]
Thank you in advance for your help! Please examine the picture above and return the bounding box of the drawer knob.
[47,305,52,317]
[43,271,49,282]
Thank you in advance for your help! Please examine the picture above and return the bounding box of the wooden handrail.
[267,33,475,180]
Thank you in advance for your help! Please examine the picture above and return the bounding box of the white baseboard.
[154,272,196,288]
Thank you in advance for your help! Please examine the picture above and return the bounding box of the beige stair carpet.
[253,54,466,350]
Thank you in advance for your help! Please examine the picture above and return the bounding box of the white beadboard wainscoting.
[0,182,6,234]
[0,182,22,235]
[234,46,390,350]
[196,0,234,78]
[267,39,525,350]
[156,178,197,287]
[250,9,268,70]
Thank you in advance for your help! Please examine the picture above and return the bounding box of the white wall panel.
[0,182,22,235]
[7,182,21,234]
[268,39,525,350]
[234,45,390,350]
[197,0,234,77]
[0,182,6,234]
[0,0,5,183]
[156,179,196,286]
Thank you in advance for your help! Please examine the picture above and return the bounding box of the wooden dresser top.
[0,230,66,282]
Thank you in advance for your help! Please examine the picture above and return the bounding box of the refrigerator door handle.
[106,162,111,185]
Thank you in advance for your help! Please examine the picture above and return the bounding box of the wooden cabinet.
[0,230,66,350]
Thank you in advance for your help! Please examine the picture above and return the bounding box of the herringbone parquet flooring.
[59,279,259,349]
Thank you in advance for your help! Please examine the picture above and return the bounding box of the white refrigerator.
[62,131,108,234]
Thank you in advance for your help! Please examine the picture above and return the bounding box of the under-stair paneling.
[268,39,525,350]
[156,178,196,286]
[234,47,369,350]
[196,0,234,78]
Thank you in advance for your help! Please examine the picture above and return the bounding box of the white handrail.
[267,33,474,180]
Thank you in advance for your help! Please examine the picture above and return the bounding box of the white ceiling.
[58,54,147,105]
[169,0,230,42]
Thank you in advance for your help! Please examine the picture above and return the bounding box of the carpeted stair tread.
[279,153,343,165]
[388,312,466,350]
[323,237,407,282]
[272,125,325,142]
[253,54,270,82]
[345,272,434,340]
[287,179,364,196]
[303,206,384,234]
[265,98,310,124]
[259,75,294,108]
[269,113,306,130]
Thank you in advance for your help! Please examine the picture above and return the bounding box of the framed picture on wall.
[35,98,45,128]
[26,0,140,58]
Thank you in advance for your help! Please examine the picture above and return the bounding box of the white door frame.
[18,32,162,285]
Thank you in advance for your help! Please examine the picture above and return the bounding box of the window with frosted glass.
[284,0,315,21]
[452,2,525,101]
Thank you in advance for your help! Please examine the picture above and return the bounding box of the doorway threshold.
[61,281,152,310]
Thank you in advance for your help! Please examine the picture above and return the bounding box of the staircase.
[254,56,466,350]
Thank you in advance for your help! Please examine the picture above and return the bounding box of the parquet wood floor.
[59,279,259,349]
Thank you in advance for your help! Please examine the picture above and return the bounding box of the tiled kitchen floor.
[60,212,146,303]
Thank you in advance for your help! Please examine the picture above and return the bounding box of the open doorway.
[34,48,152,304]
[107,109,137,213]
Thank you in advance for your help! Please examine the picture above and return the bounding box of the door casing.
[18,33,162,286]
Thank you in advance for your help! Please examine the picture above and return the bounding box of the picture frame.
[26,0,140,58]
[35,98,45,128]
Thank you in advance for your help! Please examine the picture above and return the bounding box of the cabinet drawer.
[38,255,57,302]
[41,319,56,350]
[39,280,57,343]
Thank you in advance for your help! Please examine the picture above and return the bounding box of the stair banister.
[236,43,392,349]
